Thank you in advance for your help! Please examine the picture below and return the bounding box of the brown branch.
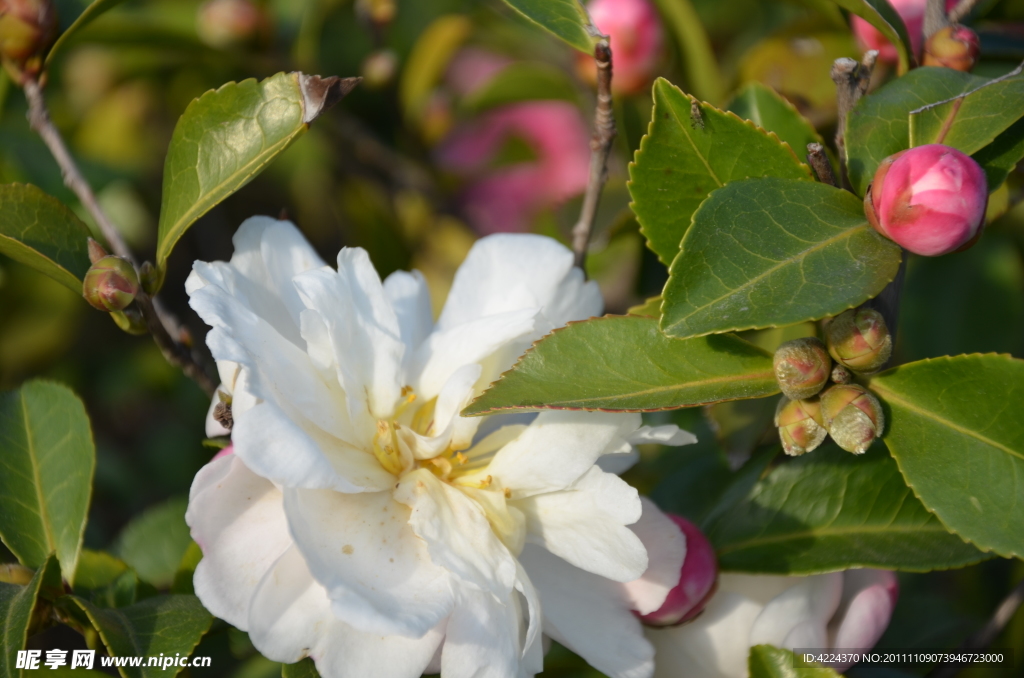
[806,143,838,187]
[949,0,985,24]
[831,51,878,190]
[23,77,216,397]
[571,40,617,272]
[924,0,951,40]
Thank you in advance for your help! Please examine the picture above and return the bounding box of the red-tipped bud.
[831,364,852,384]
[639,514,717,626]
[923,25,980,71]
[0,0,57,82]
[579,0,663,94]
[82,255,139,312]
[196,0,268,49]
[775,397,828,457]
[865,145,988,257]
[821,384,885,454]
[773,337,831,400]
[851,0,956,63]
[825,308,892,374]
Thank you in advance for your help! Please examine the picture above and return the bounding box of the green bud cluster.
[825,308,892,374]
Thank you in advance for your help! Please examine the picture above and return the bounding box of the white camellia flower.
[185,217,696,678]
[648,570,898,677]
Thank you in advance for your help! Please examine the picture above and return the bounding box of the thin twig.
[571,40,616,272]
[926,576,1024,678]
[806,143,838,187]
[949,0,985,24]
[830,51,877,190]
[23,77,216,397]
[924,0,951,40]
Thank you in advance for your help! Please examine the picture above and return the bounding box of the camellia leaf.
[972,117,1024,190]
[749,645,841,678]
[846,67,988,196]
[830,0,914,74]
[0,184,93,293]
[909,63,1024,153]
[499,0,600,54]
[73,549,130,590]
[60,595,213,678]
[627,295,661,317]
[629,79,812,265]
[156,72,357,276]
[869,354,1024,559]
[464,316,779,415]
[282,659,321,678]
[45,0,130,65]
[0,555,60,678]
[0,380,95,582]
[709,443,988,574]
[660,178,902,340]
[114,497,193,589]
[726,82,825,158]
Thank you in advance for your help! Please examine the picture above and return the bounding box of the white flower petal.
[185,455,291,629]
[519,544,653,678]
[829,570,897,661]
[283,487,455,638]
[395,469,517,598]
[621,498,686,615]
[516,467,646,583]
[748,573,843,650]
[383,270,434,368]
[440,588,522,678]
[433,364,483,447]
[628,425,698,447]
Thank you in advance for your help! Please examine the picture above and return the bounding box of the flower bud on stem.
[923,25,980,71]
[825,308,892,374]
[821,384,885,454]
[0,0,56,83]
[773,337,831,400]
[776,397,828,457]
[638,514,718,626]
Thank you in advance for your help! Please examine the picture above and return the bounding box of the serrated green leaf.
[709,443,988,574]
[156,73,309,273]
[46,0,130,65]
[727,82,825,158]
[59,595,212,678]
[0,381,95,583]
[464,316,779,415]
[499,0,599,54]
[749,645,841,678]
[281,659,320,678]
[831,0,914,74]
[629,79,812,266]
[73,550,129,590]
[626,295,661,317]
[114,497,192,589]
[0,184,93,293]
[461,62,580,114]
[0,555,60,678]
[846,67,988,196]
[909,64,1024,153]
[971,115,1024,191]
[660,178,902,340]
[651,0,725,104]
[870,354,1024,559]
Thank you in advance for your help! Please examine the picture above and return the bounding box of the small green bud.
[820,384,885,455]
[82,255,139,312]
[831,364,852,385]
[773,337,831,400]
[825,308,892,374]
[775,397,827,457]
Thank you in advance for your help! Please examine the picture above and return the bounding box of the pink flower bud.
[775,397,828,457]
[773,338,831,401]
[923,25,981,71]
[850,0,956,62]
[582,0,663,94]
[638,514,718,626]
[821,384,885,454]
[865,144,988,256]
[82,255,139,312]
[825,308,892,374]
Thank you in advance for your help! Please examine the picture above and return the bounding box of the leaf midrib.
[715,521,955,555]
[663,88,723,188]
[21,393,56,560]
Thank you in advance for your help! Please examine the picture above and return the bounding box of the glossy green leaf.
[73,549,129,590]
[461,63,580,113]
[660,178,902,340]
[749,645,840,678]
[0,555,60,678]
[651,0,725,104]
[629,79,812,265]
[846,67,988,196]
[499,0,599,54]
[909,64,1024,153]
[699,447,779,533]
[709,443,988,574]
[0,184,93,293]
[627,295,661,317]
[281,659,320,678]
[46,0,129,65]
[870,354,1024,559]
[831,0,914,74]
[726,82,825,158]
[60,595,213,678]
[971,115,1024,190]
[0,380,95,582]
[114,497,192,589]
[464,316,779,415]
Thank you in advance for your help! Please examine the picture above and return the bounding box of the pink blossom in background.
[438,101,591,234]
[586,0,663,94]
[445,47,512,96]
[851,0,957,62]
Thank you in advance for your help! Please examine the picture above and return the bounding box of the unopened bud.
[831,364,852,384]
[82,255,139,312]
[865,144,988,256]
[775,397,828,457]
[773,337,831,400]
[0,0,57,82]
[0,562,34,585]
[825,308,892,374]
[580,0,663,94]
[821,384,885,454]
[923,25,980,72]
[638,514,717,627]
